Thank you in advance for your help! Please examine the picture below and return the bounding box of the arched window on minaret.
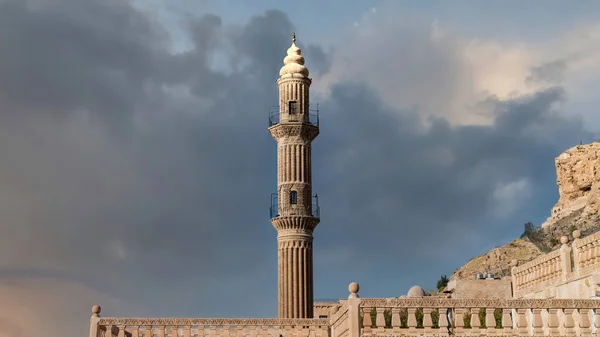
[289,101,297,114]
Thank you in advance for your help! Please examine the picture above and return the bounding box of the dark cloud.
[0,1,594,336]
[527,59,568,85]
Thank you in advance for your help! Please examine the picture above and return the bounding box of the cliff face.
[542,142,600,229]
[450,142,600,282]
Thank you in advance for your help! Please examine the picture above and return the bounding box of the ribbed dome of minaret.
[279,32,309,77]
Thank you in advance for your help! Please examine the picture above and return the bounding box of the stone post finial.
[92,305,101,317]
[510,259,518,267]
[90,305,101,337]
[292,32,296,44]
[573,229,581,240]
[348,282,360,298]
[560,236,573,281]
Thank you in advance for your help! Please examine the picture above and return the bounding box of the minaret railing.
[268,104,319,127]
[270,194,320,219]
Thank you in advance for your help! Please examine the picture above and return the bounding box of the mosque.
[89,33,600,337]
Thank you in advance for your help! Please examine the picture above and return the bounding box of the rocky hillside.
[450,142,600,282]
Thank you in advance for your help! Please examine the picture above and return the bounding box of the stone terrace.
[91,282,600,337]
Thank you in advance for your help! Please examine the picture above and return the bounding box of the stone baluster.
[543,261,548,280]
[249,326,258,337]
[284,325,293,337]
[208,325,217,337]
[594,309,600,336]
[104,325,113,337]
[579,308,592,337]
[515,309,528,336]
[573,230,582,271]
[563,308,576,337]
[531,309,543,335]
[501,308,513,335]
[131,326,139,337]
[438,308,449,337]
[195,325,202,337]
[391,308,401,329]
[362,309,372,330]
[485,308,496,334]
[547,308,560,336]
[583,243,590,267]
[407,308,417,330]
[260,325,268,337]
[454,308,465,332]
[170,325,178,337]
[470,307,481,335]
[144,325,152,337]
[117,325,125,337]
[321,325,330,337]
[375,308,385,329]
[422,308,433,333]
[158,326,165,337]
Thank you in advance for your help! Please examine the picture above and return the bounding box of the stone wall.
[446,278,513,299]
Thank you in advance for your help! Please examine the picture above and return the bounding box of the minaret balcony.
[270,193,320,219]
[268,105,319,127]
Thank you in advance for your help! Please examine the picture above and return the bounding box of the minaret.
[268,33,320,319]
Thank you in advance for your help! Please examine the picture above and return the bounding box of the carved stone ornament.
[98,317,330,326]
[358,298,600,309]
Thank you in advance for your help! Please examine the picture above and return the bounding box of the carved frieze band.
[272,216,320,231]
[278,240,313,249]
[358,298,600,309]
[98,318,329,326]
[269,125,319,141]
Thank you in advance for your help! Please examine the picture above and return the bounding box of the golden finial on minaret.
[292,31,296,44]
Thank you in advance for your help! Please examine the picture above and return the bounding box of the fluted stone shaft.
[269,35,319,318]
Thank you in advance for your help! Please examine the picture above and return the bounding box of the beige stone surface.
[542,142,600,229]
[269,34,320,318]
[446,278,513,299]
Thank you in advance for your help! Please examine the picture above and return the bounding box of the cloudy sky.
[1,0,600,336]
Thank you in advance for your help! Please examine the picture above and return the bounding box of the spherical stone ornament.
[510,259,518,267]
[560,236,569,244]
[349,282,359,295]
[573,229,581,239]
[92,305,101,315]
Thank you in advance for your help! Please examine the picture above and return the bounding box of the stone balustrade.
[90,282,600,337]
[330,300,349,337]
[573,230,600,273]
[343,283,600,337]
[511,230,600,298]
[512,249,563,295]
[89,306,330,337]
